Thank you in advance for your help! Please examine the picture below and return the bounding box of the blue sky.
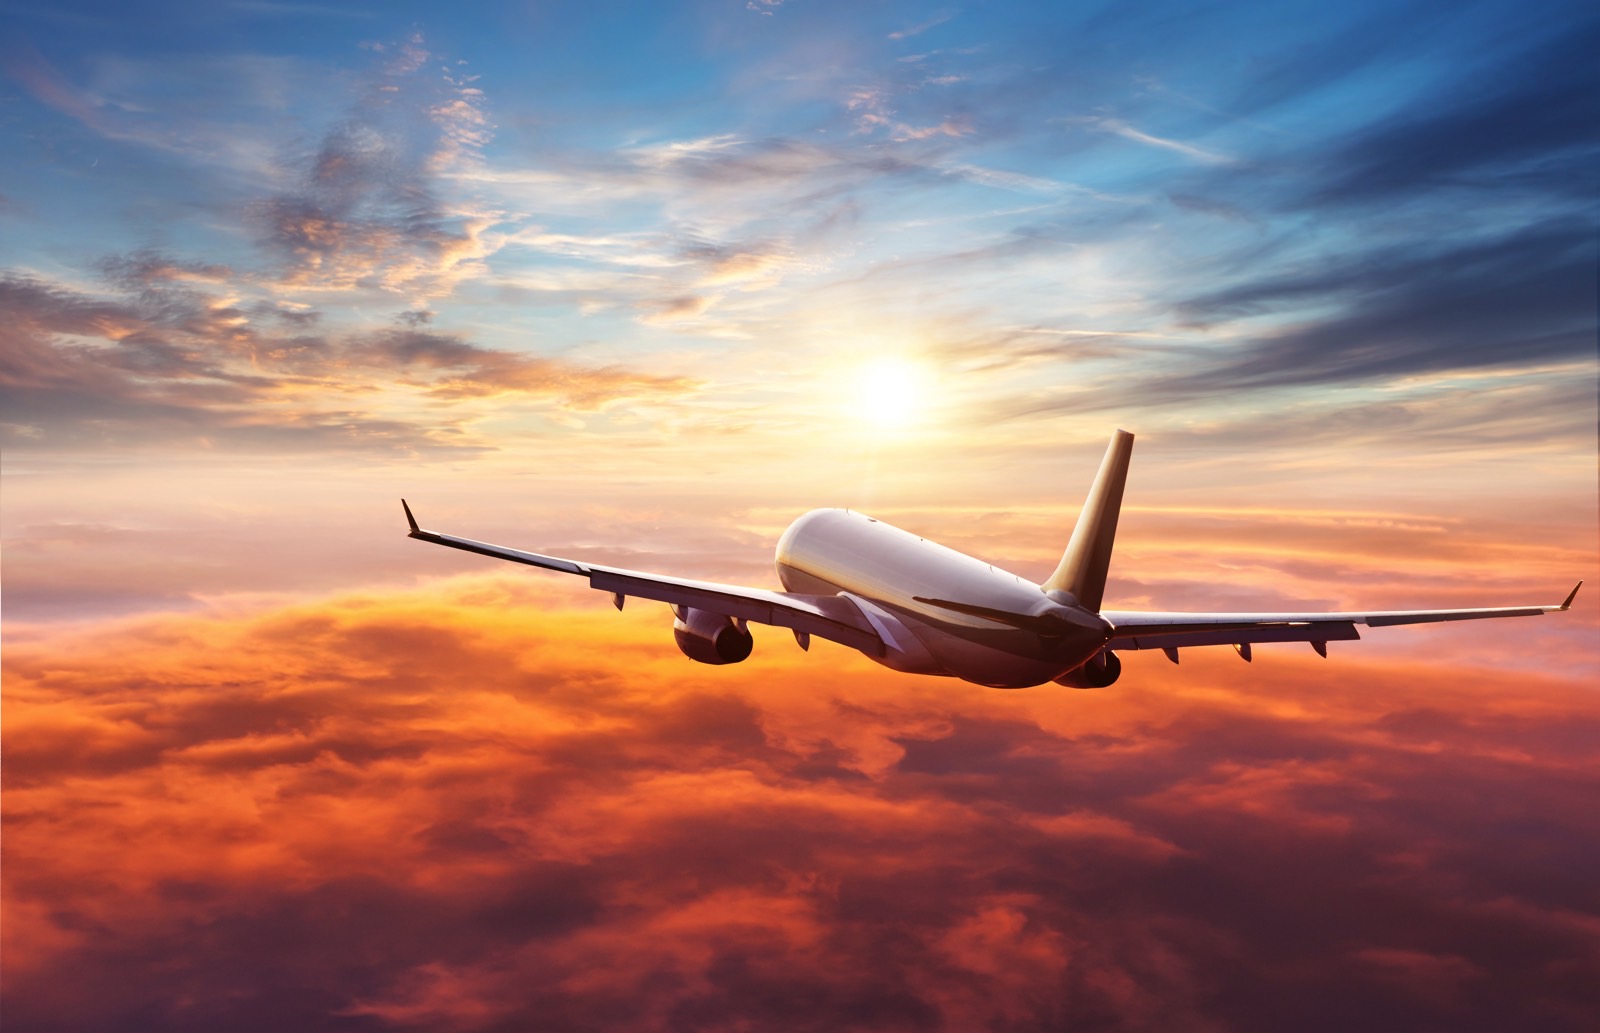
[3,0,1595,636]
[3,0,1594,601]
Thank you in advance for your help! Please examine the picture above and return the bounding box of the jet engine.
[673,607,755,665]
[1054,649,1121,689]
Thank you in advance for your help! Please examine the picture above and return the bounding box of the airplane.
[401,430,1581,688]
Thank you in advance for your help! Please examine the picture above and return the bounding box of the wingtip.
[1559,580,1582,610]
[401,498,419,534]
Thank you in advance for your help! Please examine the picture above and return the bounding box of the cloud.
[888,12,958,42]
[459,133,948,321]
[676,237,794,289]
[3,577,1597,1030]
[891,117,973,142]
[638,293,715,325]
[613,134,925,191]
[1075,116,1235,166]
[2,37,112,135]
[0,273,279,448]
[2,36,324,176]
[1307,20,1600,206]
[0,270,700,452]
[970,215,1594,432]
[1166,192,1256,223]
[942,164,1070,193]
[353,327,700,405]
[250,33,501,299]
[845,83,976,143]
[1158,221,1595,394]
[101,252,233,288]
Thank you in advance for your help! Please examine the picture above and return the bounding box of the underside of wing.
[1105,619,1363,651]
[402,500,885,656]
[1103,582,1581,652]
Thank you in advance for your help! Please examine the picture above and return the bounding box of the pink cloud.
[4,578,1597,1030]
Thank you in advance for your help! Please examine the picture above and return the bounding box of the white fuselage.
[775,509,1111,688]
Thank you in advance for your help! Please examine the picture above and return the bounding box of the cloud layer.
[5,578,1598,1031]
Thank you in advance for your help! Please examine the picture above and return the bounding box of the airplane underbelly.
[923,638,1072,689]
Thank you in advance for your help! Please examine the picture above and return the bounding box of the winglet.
[401,498,420,534]
[1559,580,1582,610]
[1042,429,1134,612]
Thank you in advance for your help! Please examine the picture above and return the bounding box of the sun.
[852,357,928,429]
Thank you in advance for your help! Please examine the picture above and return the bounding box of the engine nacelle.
[672,607,754,665]
[1054,649,1121,689]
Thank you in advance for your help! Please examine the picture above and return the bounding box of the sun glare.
[853,357,927,429]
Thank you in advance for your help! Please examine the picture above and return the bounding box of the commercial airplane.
[402,430,1580,688]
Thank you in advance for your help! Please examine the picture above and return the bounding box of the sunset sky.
[3,1,1598,1030]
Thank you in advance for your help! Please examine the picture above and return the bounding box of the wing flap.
[1114,622,1361,651]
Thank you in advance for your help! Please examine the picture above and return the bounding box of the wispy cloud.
[892,116,972,141]
[939,163,1076,195]
[845,84,974,142]
[2,37,115,135]
[354,326,698,405]
[1160,221,1596,392]
[637,293,715,325]
[0,269,700,452]
[251,34,502,299]
[1076,116,1235,165]
[888,10,958,41]
[1307,22,1600,205]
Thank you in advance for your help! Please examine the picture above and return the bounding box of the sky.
[2,0,1598,1030]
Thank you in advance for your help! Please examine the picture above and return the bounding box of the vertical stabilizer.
[1042,430,1134,611]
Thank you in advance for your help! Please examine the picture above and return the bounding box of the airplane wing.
[1102,582,1581,657]
[401,500,886,656]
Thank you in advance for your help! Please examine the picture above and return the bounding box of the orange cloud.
[4,576,1598,1030]
[638,293,715,325]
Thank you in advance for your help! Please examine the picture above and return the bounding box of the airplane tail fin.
[1042,429,1134,612]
